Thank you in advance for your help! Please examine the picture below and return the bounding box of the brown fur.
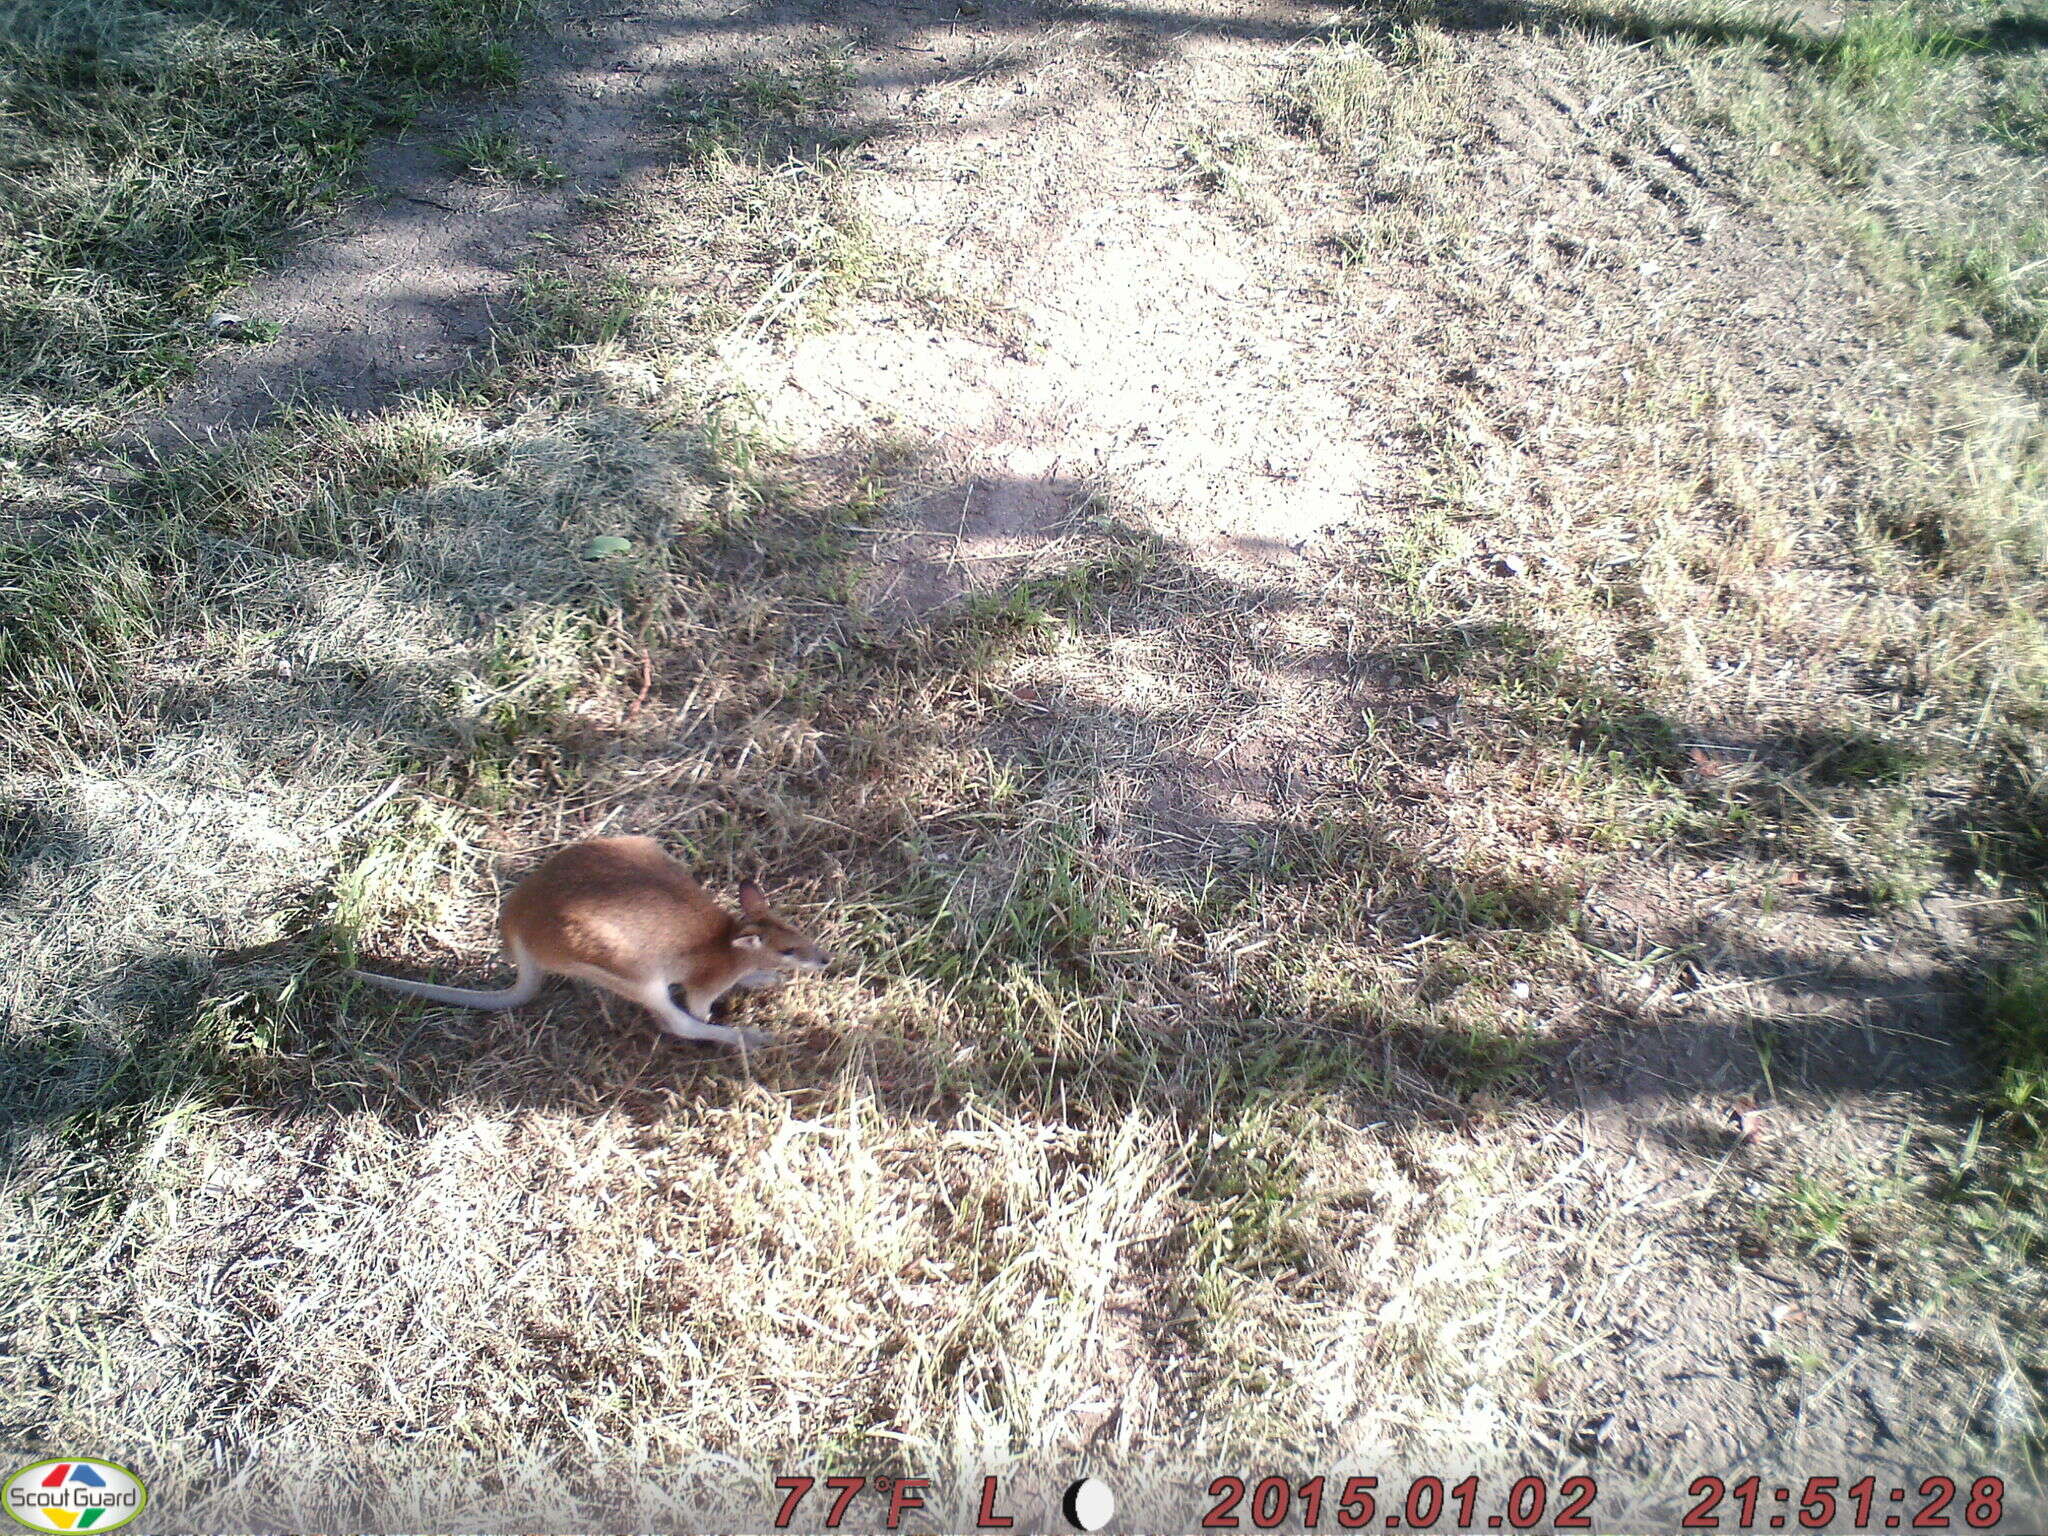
[350,836,829,1050]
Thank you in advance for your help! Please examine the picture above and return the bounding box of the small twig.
[1675,970,1823,1003]
[624,645,654,721]
[1967,677,2001,750]
[326,777,405,843]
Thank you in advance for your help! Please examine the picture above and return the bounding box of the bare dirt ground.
[19,0,2041,1521]
[135,5,681,444]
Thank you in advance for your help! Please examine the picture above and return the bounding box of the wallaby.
[349,836,829,1050]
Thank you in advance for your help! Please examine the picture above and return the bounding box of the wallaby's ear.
[733,930,765,950]
[738,881,770,919]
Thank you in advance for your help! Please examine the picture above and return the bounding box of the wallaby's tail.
[349,939,542,1011]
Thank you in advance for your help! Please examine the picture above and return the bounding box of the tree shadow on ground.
[1367,0,2048,59]
[0,450,1990,1204]
[38,0,2045,453]
[12,0,2003,1181]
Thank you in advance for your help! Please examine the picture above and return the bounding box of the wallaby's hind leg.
[623,978,772,1052]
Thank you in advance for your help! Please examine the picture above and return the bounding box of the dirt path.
[135,1,705,447]
[761,2,1375,584]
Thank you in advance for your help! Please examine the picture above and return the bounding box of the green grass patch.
[447,123,564,184]
[1791,725,1925,786]
[668,48,856,162]
[1987,922,2048,1155]
[0,527,180,744]
[513,269,650,349]
[0,0,533,452]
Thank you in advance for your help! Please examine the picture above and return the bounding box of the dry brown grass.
[5,0,2048,1522]
[1,370,1592,1517]
[1268,0,2048,1472]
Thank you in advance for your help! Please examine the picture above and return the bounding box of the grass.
[1268,0,2048,1453]
[1989,71,2048,154]
[1655,1,2048,371]
[1985,920,2048,1218]
[1176,125,1279,222]
[650,55,889,339]
[447,123,564,183]
[514,269,650,348]
[1290,0,2048,372]
[0,0,532,457]
[0,530,172,735]
[2,389,1568,1507]
[6,0,2048,1518]
[1767,1170,1901,1255]
[669,50,858,161]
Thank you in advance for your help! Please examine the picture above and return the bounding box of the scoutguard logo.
[2,1461,147,1533]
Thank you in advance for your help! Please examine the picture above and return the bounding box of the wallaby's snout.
[736,879,832,973]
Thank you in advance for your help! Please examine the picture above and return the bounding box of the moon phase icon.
[1063,1477,1115,1532]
